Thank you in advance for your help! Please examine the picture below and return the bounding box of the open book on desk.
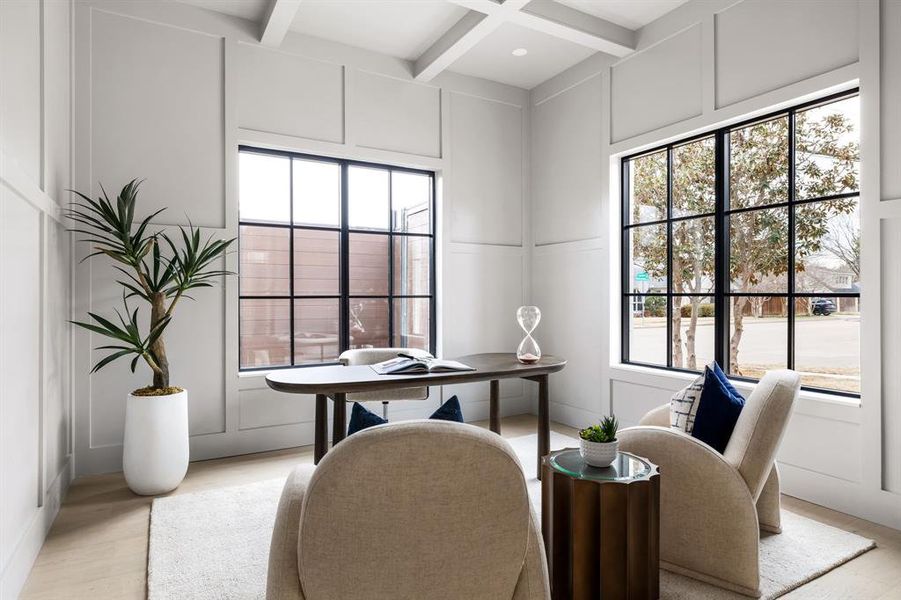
[370,354,476,375]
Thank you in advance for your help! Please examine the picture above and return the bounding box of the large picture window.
[238,147,435,370]
[622,91,860,395]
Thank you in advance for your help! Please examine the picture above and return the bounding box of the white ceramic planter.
[580,438,619,468]
[123,389,189,496]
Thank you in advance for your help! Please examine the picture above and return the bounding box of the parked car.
[812,298,837,316]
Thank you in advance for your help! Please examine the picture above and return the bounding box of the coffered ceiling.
[177,0,688,89]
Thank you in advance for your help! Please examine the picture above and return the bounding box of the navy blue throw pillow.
[347,402,387,436]
[429,395,464,423]
[691,362,745,453]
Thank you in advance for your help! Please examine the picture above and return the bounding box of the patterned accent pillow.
[670,372,705,434]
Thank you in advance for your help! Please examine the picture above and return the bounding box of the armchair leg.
[757,464,782,534]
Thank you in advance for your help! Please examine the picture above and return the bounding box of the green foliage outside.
[631,100,859,374]
[643,296,666,317]
[680,303,714,318]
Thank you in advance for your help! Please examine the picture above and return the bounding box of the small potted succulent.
[579,416,619,467]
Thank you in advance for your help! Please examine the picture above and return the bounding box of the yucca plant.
[580,416,618,443]
[67,179,235,392]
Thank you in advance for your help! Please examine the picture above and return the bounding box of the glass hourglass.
[516,306,541,364]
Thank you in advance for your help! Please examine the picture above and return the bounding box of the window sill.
[238,363,343,391]
[238,370,273,392]
[239,370,272,378]
[609,362,862,411]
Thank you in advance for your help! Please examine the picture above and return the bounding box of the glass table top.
[548,449,652,482]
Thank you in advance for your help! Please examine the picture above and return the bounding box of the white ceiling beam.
[514,1,635,57]
[448,0,524,12]
[413,11,495,81]
[414,0,530,82]
[260,0,303,47]
[445,0,635,57]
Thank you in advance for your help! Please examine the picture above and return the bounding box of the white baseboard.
[780,462,901,531]
[1,458,73,600]
[549,401,601,431]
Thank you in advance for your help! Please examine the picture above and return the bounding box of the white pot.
[123,389,189,496]
[580,438,619,468]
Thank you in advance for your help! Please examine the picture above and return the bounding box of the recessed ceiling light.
[512,48,528,57]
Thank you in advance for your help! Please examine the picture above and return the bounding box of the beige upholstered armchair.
[266,420,551,600]
[618,369,801,598]
[339,347,431,418]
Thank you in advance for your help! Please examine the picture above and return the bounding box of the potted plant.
[579,416,619,467]
[67,180,234,495]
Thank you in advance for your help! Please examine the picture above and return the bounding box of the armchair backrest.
[723,369,801,500]
[339,347,430,402]
[297,420,548,599]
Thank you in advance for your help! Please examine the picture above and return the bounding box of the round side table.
[541,449,660,600]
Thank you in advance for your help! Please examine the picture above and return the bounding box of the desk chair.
[338,347,431,419]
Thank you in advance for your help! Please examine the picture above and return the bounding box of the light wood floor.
[20,415,901,599]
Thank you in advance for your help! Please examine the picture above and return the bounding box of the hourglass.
[516,306,541,364]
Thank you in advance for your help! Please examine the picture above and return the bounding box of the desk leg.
[537,375,549,481]
[314,394,328,464]
[332,393,347,446]
[489,380,500,434]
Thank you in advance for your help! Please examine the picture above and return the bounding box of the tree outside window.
[623,92,860,394]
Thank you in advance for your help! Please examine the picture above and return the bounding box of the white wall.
[878,0,901,496]
[530,57,612,429]
[0,0,74,597]
[72,0,534,475]
[531,0,901,530]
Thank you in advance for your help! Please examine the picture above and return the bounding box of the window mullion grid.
[238,225,245,369]
[429,175,437,357]
[715,130,729,371]
[787,110,797,370]
[238,148,436,369]
[619,90,859,394]
[621,159,631,363]
[388,172,395,348]
[340,163,350,354]
[288,161,296,366]
[623,210,717,229]
[666,146,674,369]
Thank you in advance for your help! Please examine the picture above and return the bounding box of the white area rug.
[149,433,874,600]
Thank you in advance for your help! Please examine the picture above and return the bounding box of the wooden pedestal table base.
[542,449,660,600]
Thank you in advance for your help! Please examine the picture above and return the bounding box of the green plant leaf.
[91,349,135,373]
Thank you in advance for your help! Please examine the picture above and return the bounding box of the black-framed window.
[622,90,860,396]
[238,146,436,371]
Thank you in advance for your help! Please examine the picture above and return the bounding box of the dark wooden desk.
[266,353,566,477]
